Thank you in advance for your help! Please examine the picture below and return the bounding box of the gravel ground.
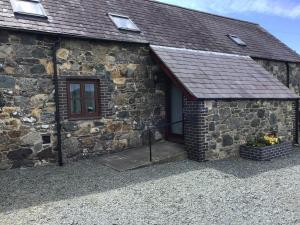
[0,150,300,225]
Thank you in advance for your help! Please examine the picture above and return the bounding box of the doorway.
[167,83,184,143]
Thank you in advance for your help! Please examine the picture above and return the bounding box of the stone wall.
[204,100,295,160]
[255,59,300,95]
[0,30,166,169]
[0,29,299,169]
[289,63,300,95]
[55,39,166,162]
[0,30,57,170]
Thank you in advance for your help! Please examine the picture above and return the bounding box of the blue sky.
[158,0,300,54]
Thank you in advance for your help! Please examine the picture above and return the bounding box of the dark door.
[167,84,184,142]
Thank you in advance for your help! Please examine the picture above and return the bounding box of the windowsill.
[68,116,102,121]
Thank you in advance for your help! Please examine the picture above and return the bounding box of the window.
[10,0,47,17]
[108,13,140,32]
[227,34,247,46]
[67,80,100,119]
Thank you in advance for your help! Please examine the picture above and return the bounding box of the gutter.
[52,39,63,166]
[0,26,148,46]
[251,56,300,65]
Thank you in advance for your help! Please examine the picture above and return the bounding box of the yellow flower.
[264,134,279,145]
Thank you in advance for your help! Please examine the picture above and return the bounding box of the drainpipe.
[286,62,299,144]
[285,62,299,144]
[52,39,63,166]
[295,100,299,145]
[286,62,290,88]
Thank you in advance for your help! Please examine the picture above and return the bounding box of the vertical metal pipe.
[52,39,63,166]
[286,62,290,88]
[149,130,152,162]
[295,100,299,144]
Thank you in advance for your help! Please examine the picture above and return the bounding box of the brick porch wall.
[183,98,208,161]
[183,98,296,161]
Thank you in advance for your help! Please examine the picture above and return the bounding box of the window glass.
[232,36,246,45]
[70,84,81,114]
[170,85,183,135]
[84,84,96,113]
[10,0,46,17]
[228,34,247,46]
[109,14,140,31]
[86,98,96,113]
[84,84,95,98]
[67,80,100,118]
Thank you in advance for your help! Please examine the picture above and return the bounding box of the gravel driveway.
[1,150,300,225]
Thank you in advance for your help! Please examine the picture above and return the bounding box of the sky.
[158,0,300,54]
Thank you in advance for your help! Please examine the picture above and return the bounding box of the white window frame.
[10,0,47,18]
[108,13,140,32]
[228,34,247,46]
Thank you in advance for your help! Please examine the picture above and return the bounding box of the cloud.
[160,0,300,19]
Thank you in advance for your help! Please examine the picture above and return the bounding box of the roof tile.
[0,0,299,62]
[151,45,299,99]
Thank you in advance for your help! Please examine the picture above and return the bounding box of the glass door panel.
[170,85,183,135]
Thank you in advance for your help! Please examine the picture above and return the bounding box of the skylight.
[108,13,140,32]
[10,0,47,18]
[228,34,247,46]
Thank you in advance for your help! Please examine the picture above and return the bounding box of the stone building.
[0,0,299,169]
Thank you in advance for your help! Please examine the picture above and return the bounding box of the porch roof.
[151,45,299,100]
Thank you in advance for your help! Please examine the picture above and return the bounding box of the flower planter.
[240,142,293,161]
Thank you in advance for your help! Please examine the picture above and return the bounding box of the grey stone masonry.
[56,39,166,163]
[255,59,300,95]
[0,28,299,170]
[0,31,57,170]
[204,100,295,160]
[255,59,300,139]
[0,30,166,169]
[183,99,295,161]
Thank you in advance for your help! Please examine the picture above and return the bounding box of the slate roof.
[151,45,299,99]
[0,0,300,62]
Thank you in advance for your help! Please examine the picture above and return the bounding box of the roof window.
[10,0,47,18]
[228,34,247,46]
[108,13,140,32]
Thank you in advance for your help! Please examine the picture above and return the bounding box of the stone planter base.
[240,142,293,161]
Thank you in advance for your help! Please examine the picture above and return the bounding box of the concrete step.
[151,141,187,164]
[98,141,187,171]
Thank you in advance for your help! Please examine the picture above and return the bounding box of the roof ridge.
[147,0,259,26]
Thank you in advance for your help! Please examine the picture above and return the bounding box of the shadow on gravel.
[0,150,299,213]
[206,149,300,178]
